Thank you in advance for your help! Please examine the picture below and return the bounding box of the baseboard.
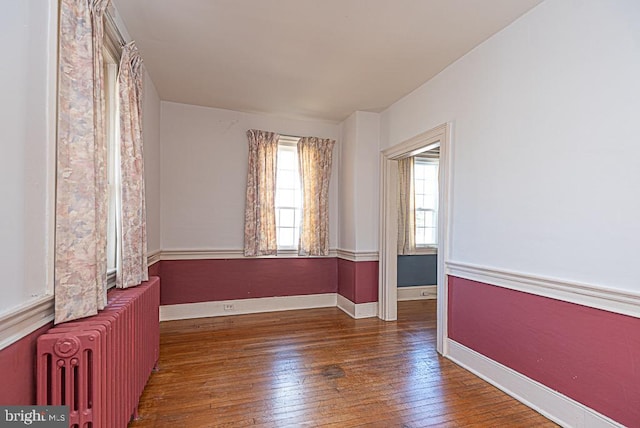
[397,285,437,301]
[446,340,623,428]
[160,293,337,321]
[336,294,378,319]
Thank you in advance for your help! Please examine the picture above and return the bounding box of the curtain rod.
[105,7,127,47]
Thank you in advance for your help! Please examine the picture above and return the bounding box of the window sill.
[414,247,438,255]
[107,268,117,289]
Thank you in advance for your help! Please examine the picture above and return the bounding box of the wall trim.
[447,261,640,319]
[336,295,378,319]
[147,249,161,266]
[335,250,379,262]
[397,285,437,301]
[447,340,623,428]
[160,293,337,321]
[0,295,54,351]
[160,248,338,260]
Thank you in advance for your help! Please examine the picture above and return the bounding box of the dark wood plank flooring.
[130,300,556,427]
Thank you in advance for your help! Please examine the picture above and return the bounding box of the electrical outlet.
[223,304,234,311]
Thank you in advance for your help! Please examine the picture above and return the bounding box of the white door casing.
[378,123,452,355]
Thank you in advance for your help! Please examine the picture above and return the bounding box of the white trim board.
[397,285,437,301]
[447,340,623,428]
[336,294,378,319]
[160,248,338,260]
[0,295,54,351]
[147,249,161,266]
[335,249,379,262]
[160,293,338,321]
[447,261,640,319]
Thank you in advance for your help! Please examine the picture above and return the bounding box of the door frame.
[378,123,453,355]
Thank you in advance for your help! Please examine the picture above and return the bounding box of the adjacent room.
[1,0,639,427]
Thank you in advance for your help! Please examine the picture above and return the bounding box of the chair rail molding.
[447,261,640,318]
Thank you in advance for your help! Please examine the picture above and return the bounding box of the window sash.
[275,141,302,249]
[414,157,439,248]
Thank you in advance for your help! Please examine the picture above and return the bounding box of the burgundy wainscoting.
[448,276,640,427]
[0,323,53,405]
[337,258,378,304]
[148,261,160,277]
[159,258,338,305]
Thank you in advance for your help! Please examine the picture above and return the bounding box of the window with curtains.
[244,130,335,257]
[414,157,439,248]
[275,137,302,249]
[54,0,148,323]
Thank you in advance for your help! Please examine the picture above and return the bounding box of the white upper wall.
[339,111,381,253]
[0,0,56,314]
[160,101,341,250]
[339,113,358,252]
[143,70,161,254]
[381,0,640,292]
[353,112,380,252]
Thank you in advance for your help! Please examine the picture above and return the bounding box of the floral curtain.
[55,0,110,323]
[244,130,280,256]
[397,157,416,255]
[116,42,148,288]
[298,137,335,256]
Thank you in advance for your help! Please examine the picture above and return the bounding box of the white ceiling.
[113,0,543,122]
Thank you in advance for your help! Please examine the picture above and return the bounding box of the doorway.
[378,123,451,355]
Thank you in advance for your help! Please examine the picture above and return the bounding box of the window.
[275,137,302,249]
[414,157,439,248]
[103,19,122,285]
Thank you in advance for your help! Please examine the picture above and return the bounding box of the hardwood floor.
[130,300,557,427]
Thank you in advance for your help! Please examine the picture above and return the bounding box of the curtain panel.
[397,157,416,255]
[55,0,110,323]
[244,130,280,256]
[298,137,335,256]
[117,42,148,288]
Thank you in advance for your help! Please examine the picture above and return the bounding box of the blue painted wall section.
[397,254,437,287]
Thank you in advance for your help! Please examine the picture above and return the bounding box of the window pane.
[424,210,434,227]
[277,189,295,207]
[278,228,294,247]
[424,227,436,245]
[278,170,296,189]
[422,195,436,211]
[416,227,426,246]
[279,208,295,227]
[278,149,295,167]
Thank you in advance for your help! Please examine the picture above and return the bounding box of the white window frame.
[103,17,123,288]
[414,154,439,254]
[275,136,302,251]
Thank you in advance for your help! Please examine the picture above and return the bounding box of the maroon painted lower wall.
[148,261,160,277]
[448,276,640,427]
[0,323,52,405]
[159,258,338,305]
[337,259,378,303]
